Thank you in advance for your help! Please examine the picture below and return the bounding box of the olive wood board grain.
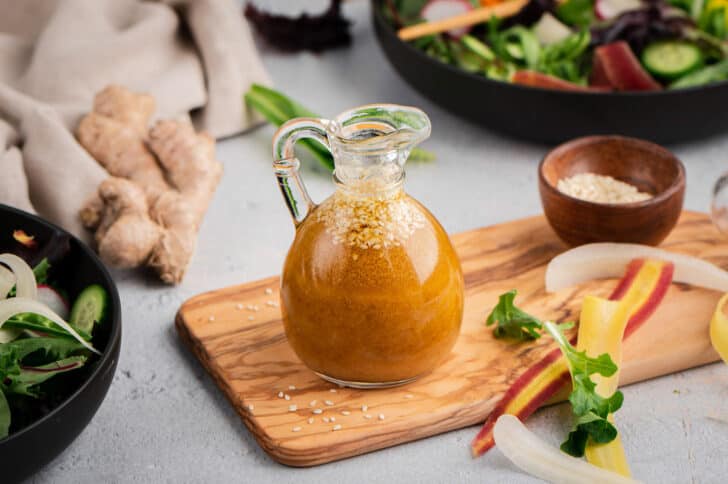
[176,210,724,467]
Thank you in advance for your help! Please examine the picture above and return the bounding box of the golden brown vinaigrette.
[281,190,463,385]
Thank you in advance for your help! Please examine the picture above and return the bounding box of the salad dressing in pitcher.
[273,105,464,388]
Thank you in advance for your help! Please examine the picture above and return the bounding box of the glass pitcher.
[272,104,464,388]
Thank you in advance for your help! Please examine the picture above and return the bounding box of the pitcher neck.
[333,170,405,199]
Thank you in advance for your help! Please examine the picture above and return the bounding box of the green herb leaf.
[486,290,544,340]
[33,258,50,285]
[7,258,51,298]
[556,0,595,28]
[0,390,10,439]
[544,321,624,457]
[5,356,87,397]
[537,30,591,84]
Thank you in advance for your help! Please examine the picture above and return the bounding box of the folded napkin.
[0,0,269,241]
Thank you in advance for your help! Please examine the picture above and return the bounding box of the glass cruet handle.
[272,118,331,226]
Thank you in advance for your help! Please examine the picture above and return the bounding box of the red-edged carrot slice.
[471,258,674,457]
[512,71,611,92]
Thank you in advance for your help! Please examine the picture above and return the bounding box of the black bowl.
[0,204,121,483]
[372,0,728,144]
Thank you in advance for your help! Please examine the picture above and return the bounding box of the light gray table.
[32,1,728,483]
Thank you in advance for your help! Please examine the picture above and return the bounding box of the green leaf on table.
[486,290,544,340]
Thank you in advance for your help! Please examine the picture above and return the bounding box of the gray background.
[31,1,728,483]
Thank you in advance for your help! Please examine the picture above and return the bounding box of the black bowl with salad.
[373,0,728,143]
[0,204,121,483]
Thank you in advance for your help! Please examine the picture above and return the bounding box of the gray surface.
[31,1,728,483]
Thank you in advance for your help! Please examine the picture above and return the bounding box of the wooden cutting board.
[176,211,724,467]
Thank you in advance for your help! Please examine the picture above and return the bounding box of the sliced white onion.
[0,265,14,300]
[0,297,99,354]
[545,243,728,293]
[493,415,641,484]
[37,285,70,319]
[0,328,21,343]
[533,13,572,45]
[594,0,642,20]
[0,253,37,299]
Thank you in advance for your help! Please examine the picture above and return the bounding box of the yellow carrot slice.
[471,258,674,457]
[577,296,629,476]
[710,293,728,364]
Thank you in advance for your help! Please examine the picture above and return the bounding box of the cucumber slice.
[69,284,108,334]
[641,41,703,80]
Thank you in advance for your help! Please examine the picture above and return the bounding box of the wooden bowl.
[539,136,686,247]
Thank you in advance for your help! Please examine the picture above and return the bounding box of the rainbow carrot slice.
[471,258,674,457]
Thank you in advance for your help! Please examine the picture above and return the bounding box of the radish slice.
[0,265,14,300]
[546,243,728,293]
[0,254,37,299]
[37,285,70,319]
[0,297,99,354]
[493,415,642,484]
[595,0,643,20]
[421,0,474,38]
[533,13,572,45]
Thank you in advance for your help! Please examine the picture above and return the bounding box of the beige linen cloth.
[0,0,269,241]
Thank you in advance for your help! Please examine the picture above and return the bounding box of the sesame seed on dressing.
[288,385,296,390]
[288,405,297,412]
[341,410,351,416]
[332,424,342,431]
[329,389,337,393]
[312,409,323,415]
[208,316,215,321]
[361,405,368,412]
[284,394,291,401]
[323,417,330,423]
[277,392,284,398]
[364,414,372,420]
[307,417,314,424]
[404,394,414,399]
[265,288,273,295]
[324,400,334,406]
[309,400,317,407]
[378,414,385,421]
[315,188,425,250]
[292,426,302,432]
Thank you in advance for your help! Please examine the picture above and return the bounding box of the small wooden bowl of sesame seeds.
[539,135,686,247]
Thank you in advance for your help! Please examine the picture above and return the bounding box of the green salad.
[384,0,728,91]
[0,231,108,439]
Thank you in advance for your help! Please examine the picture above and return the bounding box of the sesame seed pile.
[315,189,425,250]
[557,173,653,204]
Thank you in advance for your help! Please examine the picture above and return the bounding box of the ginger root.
[77,85,223,284]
